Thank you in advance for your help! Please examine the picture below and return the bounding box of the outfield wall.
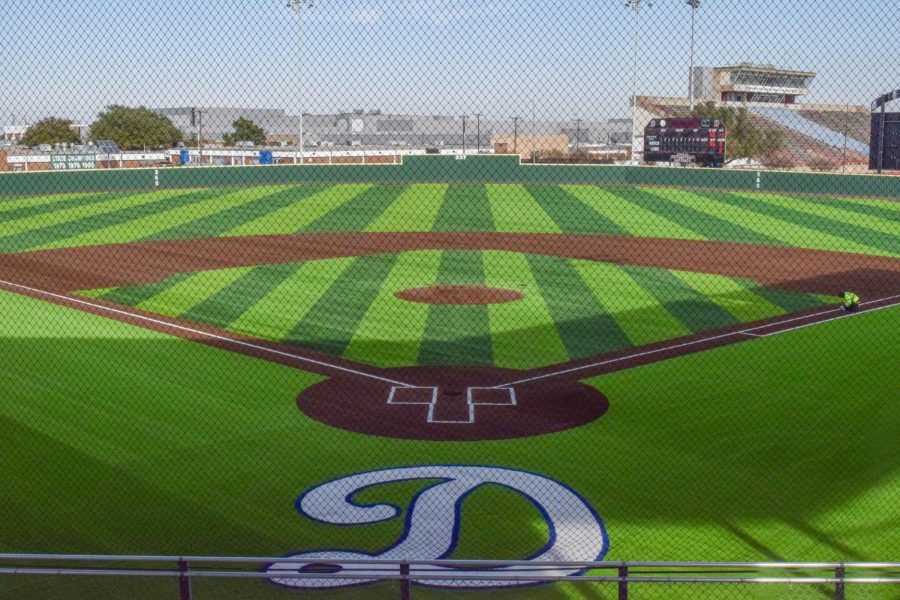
[1,155,899,199]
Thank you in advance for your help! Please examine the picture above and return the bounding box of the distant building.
[631,63,870,169]
[491,135,569,160]
[2,125,28,142]
[692,63,816,106]
[151,107,629,153]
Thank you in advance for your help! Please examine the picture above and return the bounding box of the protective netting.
[0,0,898,598]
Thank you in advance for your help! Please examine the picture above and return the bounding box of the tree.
[223,117,267,147]
[760,151,798,170]
[676,101,783,164]
[89,106,182,150]
[21,118,81,147]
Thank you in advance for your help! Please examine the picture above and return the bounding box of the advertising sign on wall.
[50,154,97,170]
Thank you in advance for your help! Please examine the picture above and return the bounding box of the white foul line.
[4,275,896,393]
[751,298,900,338]
[495,294,900,388]
[0,278,414,388]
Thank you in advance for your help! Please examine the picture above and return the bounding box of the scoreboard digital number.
[643,117,726,167]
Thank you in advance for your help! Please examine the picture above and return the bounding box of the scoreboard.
[643,117,726,166]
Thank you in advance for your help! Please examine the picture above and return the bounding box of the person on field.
[837,291,860,313]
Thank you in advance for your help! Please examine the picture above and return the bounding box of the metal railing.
[1,554,898,599]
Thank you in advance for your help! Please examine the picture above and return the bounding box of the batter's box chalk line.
[387,385,516,424]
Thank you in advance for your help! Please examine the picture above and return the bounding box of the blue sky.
[2,0,898,126]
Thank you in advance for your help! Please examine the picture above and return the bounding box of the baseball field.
[0,161,898,598]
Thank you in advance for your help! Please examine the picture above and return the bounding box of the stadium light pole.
[626,0,651,165]
[288,0,312,164]
[687,0,701,112]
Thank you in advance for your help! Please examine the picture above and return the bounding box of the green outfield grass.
[0,180,897,599]
[0,182,897,256]
[75,250,830,369]
[0,285,897,598]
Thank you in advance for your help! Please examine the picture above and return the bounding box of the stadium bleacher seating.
[638,97,870,170]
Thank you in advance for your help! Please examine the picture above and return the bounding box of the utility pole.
[531,100,536,163]
[513,117,519,155]
[475,114,482,154]
[841,104,848,173]
[575,118,582,152]
[687,0,701,112]
[462,115,467,155]
[196,108,204,164]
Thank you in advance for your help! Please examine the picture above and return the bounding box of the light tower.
[287,0,314,163]
[626,0,651,164]
[687,0,701,112]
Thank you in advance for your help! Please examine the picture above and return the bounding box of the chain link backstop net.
[0,0,898,598]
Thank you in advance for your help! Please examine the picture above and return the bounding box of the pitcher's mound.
[395,285,523,305]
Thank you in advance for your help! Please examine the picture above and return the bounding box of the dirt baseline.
[0,232,896,298]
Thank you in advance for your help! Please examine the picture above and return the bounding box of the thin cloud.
[350,7,381,23]
[401,0,514,24]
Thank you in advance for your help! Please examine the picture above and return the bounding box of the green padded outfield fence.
[2,155,900,198]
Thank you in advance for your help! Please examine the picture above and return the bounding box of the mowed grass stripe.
[0,188,193,239]
[709,192,899,257]
[525,185,625,235]
[562,185,702,240]
[802,195,900,222]
[75,286,115,298]
[0,191,115,215]
[485,184,562,233]
[365,184,448,232]
[617,188,780,245]
[0,189,220,254]
[0,416,275,551]
[0,191,127,223]
[656,189,882,255]
[100,273,196,308]
[622,265,739,333]
[36,188,278,250]
[750,285,830,314]
[431,185,495,231]
[302,184,408,232]
[135,267,256,317]
[526,253,632,357]
[229,258,356,342]
[180,262,303,330]
[668,270,785,323]
[344,250,442,367]
[225,184,371,236]
[285,254,398,357]
[482,251,568,369]
[143,185,327,241]
[418,251,493,366]
[737,192,900,243]
[0,288,320,549]
[571,260,691,347]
